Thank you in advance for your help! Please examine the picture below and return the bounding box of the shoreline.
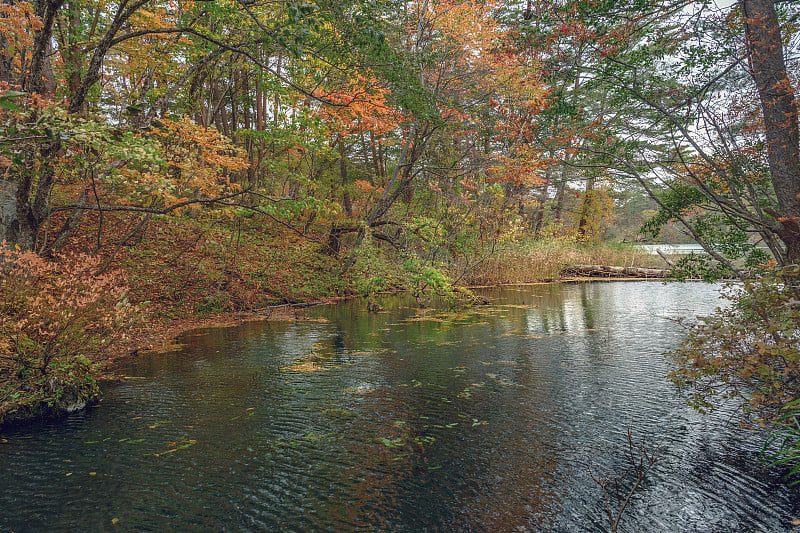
[105,276,691,369]
[3,276,694,428]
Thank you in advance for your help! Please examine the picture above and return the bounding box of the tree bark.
[339,136,352,218]
[27,0,65,97]
[742,0,800,262]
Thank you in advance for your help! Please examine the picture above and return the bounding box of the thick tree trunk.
[27,0,64,96]
[11,0,150,250]
[742,0,800,263]
[0,180,18,243]
[531,182,549,238]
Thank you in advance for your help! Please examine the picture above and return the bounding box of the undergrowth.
[464,237,666,284]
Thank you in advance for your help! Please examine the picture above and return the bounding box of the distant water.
[1,282,798,531]
[637,243,707,255]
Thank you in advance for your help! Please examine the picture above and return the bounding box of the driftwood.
[560,265,670,278]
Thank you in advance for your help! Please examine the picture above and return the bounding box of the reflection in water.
[0,282,798,532]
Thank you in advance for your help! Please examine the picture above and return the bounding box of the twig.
[591,427,668,532]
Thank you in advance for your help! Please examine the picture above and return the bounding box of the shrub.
[0,243,136,377]
[666,267,800,422]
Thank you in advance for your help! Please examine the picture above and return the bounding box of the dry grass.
[463,238,669,285]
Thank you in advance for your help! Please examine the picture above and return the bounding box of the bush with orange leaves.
[0,242,137,422]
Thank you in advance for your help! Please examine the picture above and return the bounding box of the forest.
[0,0,800,502]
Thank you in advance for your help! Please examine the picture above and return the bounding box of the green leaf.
[0,99,20,111]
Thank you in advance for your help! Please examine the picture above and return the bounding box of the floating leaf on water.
[427,465,442,470]
[379,437,405,448]
[154,439,197,456]
[127,439,146,444]
[112,517,120,525]
[89,472,97,476]
[281,362,329,372]
[486,373,497,379]
[65,472,72,476]
[147,421,171,429]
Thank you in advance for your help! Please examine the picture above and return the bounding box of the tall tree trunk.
[27,0,64,97]
[369,131,380,181]
[339,136,352,218]
[742,0,800,262]
[577,176,596,239]
[64,1,83,105]
[532,182,549,239]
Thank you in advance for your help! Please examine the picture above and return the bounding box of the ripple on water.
[1,282,798,531]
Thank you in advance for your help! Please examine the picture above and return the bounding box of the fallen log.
[560,265,670,278]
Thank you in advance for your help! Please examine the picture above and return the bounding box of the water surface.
[1,282,798,531]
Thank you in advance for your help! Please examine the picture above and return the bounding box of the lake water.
[637,244,706,255]
[1,282,798,531]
